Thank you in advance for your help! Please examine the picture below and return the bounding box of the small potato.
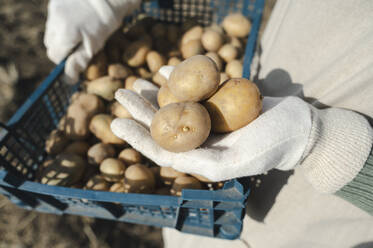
[108,64,132,79]
[219,72,230,85]
[222,13,251,38]
[110,101,132,119]
[205,52,223,71]
[123,40,151,67]
[181,39,204,59]
[181,25,203,45]
[86,76,123,101]
[146,51,165,72]
[40,153,86,186]
[118,148,142,165]
[87,143,116,165]
[64,104,91,140]
[171,176,202,196]
[63,141,90,157]
[85,174,110,191]
[135,67,152,80]
[167,57,181,66]
[85,51,107,81]
[201,30,224,52]
[152,72,167,87]
[110,182,126,192]
[228,36,243,53]
[218,44,237,63]
[73,93,105,115]
[100,158,126,182]
[45,130,69,155]
[124,164,156,193]
[205,23,224,35]
[157,85,182,108]
[125,76,138,91]
[225,60,243,78]
[160,167,186,185]
[150,102,211,152]
[89,114,126,145]
[168,55,219,102]
[204,78,262,133]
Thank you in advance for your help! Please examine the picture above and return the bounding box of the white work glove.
[111,66,372,193]
[44,0,140,83]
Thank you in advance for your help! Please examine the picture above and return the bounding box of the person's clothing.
[163,0,373,247]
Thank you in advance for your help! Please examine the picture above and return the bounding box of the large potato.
[204,78,262,133]
[86,76,123,101]
[157,85,181,108]
[205,52,223,71]
[89,114,126,145]
[123,40,151,67]
[168,55,219,102]
[150,102,211,152]
[222,13,251,38]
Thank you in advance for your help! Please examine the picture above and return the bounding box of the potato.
[219,72,229,85]
[74,93,105,115]
[146,51,165,72]
[205,52,223,71]
[125,76,138,91]
[87,143,116,165]
[124,164,156,193]
[222,13,251,38]
[63,141,90,157]
[205,23,224,35]
[40,153,86,186]
[135,67,152,80]
[168,55,219,101]
[160,167,186,185]
[85,51,107,81]
[218,44,237,63]
[85,174,110,191]
[108,64,132,79]
[100,158,126,182]
[204,78,262,133]
[181,39,204,59]
[228,36,243,53]
[123,40,151,67]
[181,25,203,45]
[118,148,142,165]
[110,182,126,192]
[150,102,211,152]
[201,30,224,52]
[86,76,123,101]
[110,101,132,119]
[225,60,243,78]
[157,85,181,108]
[167,57,181,66]
[89,114,126,145]
[171,176,202,196]
[45,129,69,155]
[152,72,167,87]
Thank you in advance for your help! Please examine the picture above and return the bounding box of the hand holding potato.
[110,66,316,182]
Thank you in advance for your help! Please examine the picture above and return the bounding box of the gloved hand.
[111,66,372,193]
[44,0,140,83]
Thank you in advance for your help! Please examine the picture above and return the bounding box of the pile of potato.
[38,13,259,195]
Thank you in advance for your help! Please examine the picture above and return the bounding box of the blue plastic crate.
[0,0,264,240]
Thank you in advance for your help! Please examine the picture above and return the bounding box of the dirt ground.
[0,0,275,247]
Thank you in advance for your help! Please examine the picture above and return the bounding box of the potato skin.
[204,78,262,133]
[201,30,223,52]
[89,114,126,145]
[168,55,219,102]
[146,51,165,72]
[225,60,243,78]
[181,39,204,59]
[157,85,181,108]
[150,102,211,152]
